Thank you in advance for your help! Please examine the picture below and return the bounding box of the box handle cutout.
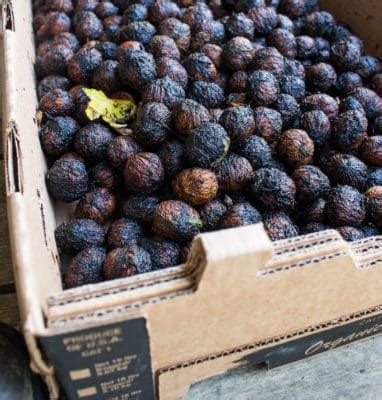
[5,121,23,194]
[2,0,15,32]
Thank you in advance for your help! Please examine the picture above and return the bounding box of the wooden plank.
[0,293,20,329]
[185,336,382,400]
[0,160,14,286]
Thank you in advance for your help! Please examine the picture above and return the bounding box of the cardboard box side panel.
[145,230,382,370]
[2,0,62,332]
[158,312,382,400]
[320,0,382,58]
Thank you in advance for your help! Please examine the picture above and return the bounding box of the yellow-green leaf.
[83,88,136,130]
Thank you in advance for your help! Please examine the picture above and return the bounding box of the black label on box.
[39,318,155,400]
[237,313,382,370]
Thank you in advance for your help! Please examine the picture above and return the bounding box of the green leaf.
[83,88,136,130]
[189,218,203,228]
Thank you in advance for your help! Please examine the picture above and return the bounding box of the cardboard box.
[2,0,382,399]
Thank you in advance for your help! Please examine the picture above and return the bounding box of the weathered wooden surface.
[185,337,382,400]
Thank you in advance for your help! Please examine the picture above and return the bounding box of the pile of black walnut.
[34,0,382,288]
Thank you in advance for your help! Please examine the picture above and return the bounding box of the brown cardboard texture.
[2,1,382,399]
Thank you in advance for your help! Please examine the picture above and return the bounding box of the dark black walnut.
[371,73,382,97]
[117,49,157,90]
[172,99,210,136]
[300,110,330,148]
[247,5,277,35]
[303,11,335,37]
[292,165,330,202]
[94,2,119,19]
[189,81,224,109]
[148,35,180,60]
[351,56,380,79]
[222,37,255,71]
[148,0,180,24]
[236,136,273,170]
[333,110,367,152]
[228,71,248,93]
[107,218,143,249]
[367,168,382,188]
[339,96,365,115]
[124,152,165,194]
[67,47,103,84]
[158,17,191,53]
[75,188,117,224]
[55,218,105,254]
[214,153,253,192]
[361,225,380,238]
[247,70,280,107]
[284,58,305,80]
[157,139,185,178]
[307,62,337,92]
[185,52,217,81]
[370,116,382,136]
[263,212,298,241]
[122,195,159,224]
[91,60,120,94]
[337,226,364,242]
[267,28,297,58]
[365,186,382,228]
[119,21,156,45]
[277,129,314,168]
[122,4,148,24]
[141,237,181,270]
[330,36,363,70]
[156,57,188,88]
[181,3,213,27]
[335,72,363,96]
[351,87,382,119]
[36,11,71,41]
[325,185,365,227]
[74,123,114,163]
[301,222,329,235]
[273,94,301,128]
[219,106,255,142]
[64,247,106,288]
[298,197,326,223]
[185,123,230,169]
[173,168,218,205]
[133,102,171,148]
[253,107,283,144]
[37,75,71,100]
[199,199,228,231]
[326,154,368,191]
[103,245,152,279]
[107,136,142,169]
[200,44,223,68]
[103,15,122,42]
[73,11,103,42]
[278,0,307,18]
[152,200,202,242]
[296,35,317,60]
[250,168,296,210]
[220,202,262,229]
[252,47,285,80]
[142,77,185,109]
[301,94,339,121]
[90,162,118,190]
[280,74,306,101]
[225,12,254,39]
[46,158,88,202]
[40,116,79,157]
[39,88,74,117]
[359,136,382,167]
